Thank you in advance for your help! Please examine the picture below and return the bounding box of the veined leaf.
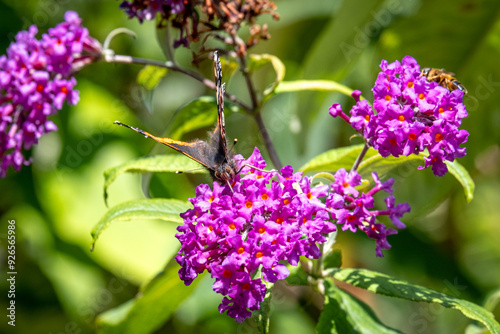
[358,153,475,203]
[318,279,403,334]
[96,257,202,334]
[274,80,361,99]
[103,155,206,204]
[299,144,375,173]
[137,65,168,91]
[331,268,500,334]
[166,96,239,139]
[445,159,475,203]
[91,198,190,250]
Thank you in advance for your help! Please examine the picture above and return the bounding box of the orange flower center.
[364,114,370,121]
[435,133,443,142]
[60,86,68,94]
[418,93,425,100]
[385,94,391,101]
[438,107,444,114]
[256,251,264,258]
[36,84,44,92]
[307,192,313,199]
[398,115,405,122]
[228,223,236,230]
[261,193,269,200]
[276,217,283,224]
[237,246,245,254]
[245,201,253,209]
[283,199,290,205]
[342,182,350,188]
[258,227,266,234]
[407,81,414,88]
[408,133,417,141]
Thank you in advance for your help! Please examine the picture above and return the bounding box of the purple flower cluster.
[329,56,469,176]
[0,11,101,177]
[119,0,186,22]
[175,148,409,321]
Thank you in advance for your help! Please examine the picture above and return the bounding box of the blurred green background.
[0,0,499,333]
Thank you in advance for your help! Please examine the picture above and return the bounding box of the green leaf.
[96,257,202,334]
[274,80,360,99]
[167,96,238,139]
[167,96,218,139]
[323,249,342,270]
[103,154,206,204]
[299,144,376,174]
[318,279,403,334]
[248,53,286,95]
[357,152,424,180]
[137,65,168,90]
[445,160,475,203]
[358,153,475,203]
[91,198,190,250]
[331,268,500,334]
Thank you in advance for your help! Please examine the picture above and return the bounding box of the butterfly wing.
[211,51,230,165]
[113,121,216,170]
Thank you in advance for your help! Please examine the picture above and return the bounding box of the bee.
[420,67,467,95]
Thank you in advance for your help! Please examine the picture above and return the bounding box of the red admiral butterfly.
[114,51,238,185]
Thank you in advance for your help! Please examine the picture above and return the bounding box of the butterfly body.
[115,51,238,185]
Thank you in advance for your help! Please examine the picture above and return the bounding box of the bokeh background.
[0,0,499,333]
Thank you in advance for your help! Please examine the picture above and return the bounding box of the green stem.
[255,112,282,169]
[102,52,252,111]
[351,142,370,172]
[256,283,273,334]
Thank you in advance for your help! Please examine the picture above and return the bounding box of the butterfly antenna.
[175,168,205,174]
[228,138,238,155]
[237,163,272,175]
[114,120,166,144]
[226,180,234,193]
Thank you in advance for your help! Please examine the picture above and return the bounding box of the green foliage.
[91,198,190,250]
[103,155,206,204]
[318,279,403,334]
[247,53,286,95]
[96,258,202,334]
[3,1,500,333]
[331,268,500,334]
[137,65,168,91]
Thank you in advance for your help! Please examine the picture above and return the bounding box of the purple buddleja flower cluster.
[0,11,101,177]
[119,0,279,51]
[175,148,409,321]
[329,56,469,176]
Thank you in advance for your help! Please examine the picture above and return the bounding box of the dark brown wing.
[211,51,230,165]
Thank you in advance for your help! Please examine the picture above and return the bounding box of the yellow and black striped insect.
[420,67,467,95]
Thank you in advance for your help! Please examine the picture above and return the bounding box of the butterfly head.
[212,158,238,184]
